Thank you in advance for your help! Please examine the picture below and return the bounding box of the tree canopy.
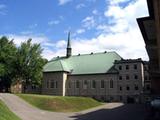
[0,36,47,92]
[0,37,17,91]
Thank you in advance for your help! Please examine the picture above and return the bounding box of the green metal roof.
[43,52,122,74]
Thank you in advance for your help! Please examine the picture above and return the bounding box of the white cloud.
[48,20,60,26]
[97,0,149,59]
[58,0,72,5]
[76,4,85,9]
[86,0,96,2]
[29,24,38,29]
[52,0,149,60]
[20,31,33,35]
[82,16,96,29]
[8,34,48,46]
[108,0,131,5]
[59,15,64,20]
[55,40,66,48]
[76,29,85,34]
[52,26,148,60]
[2,0,149,61]
[0,4,6,9]
[92,9,98,15]
[104,0,148,26]
[0,4,7,15]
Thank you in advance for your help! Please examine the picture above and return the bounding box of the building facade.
[137,0,160,96]
[42,34,150,103]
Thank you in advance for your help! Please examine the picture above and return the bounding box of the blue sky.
[0,0,149,60]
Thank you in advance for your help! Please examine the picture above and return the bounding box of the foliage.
[14,39,47,86]
[17,94,103,112]
[0,36,47,91]
[0,100,21,120]
[0,36,17,91]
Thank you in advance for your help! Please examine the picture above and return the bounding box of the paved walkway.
[0,93,123,120]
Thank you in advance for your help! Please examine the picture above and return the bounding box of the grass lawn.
[0,100,21,120]
[17,94,103,112]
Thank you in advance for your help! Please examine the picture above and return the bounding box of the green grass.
[17,94,103,112]
[0,100,21,120]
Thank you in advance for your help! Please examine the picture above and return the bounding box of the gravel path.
[0,93,124,120]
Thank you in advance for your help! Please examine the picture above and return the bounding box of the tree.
[0,36,17,92]
[14,39,47,92]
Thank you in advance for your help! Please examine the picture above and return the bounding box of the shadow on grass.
[70,104,148,120]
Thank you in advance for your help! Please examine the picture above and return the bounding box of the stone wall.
[42,72,65,95]
[65,74,119,102]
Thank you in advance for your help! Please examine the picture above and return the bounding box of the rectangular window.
[119,86,122,91]
[126,65,129,70]
[134,64,137,69]
[76,80,80,88]
[146,84,150,90]
[83,80,87,89]
[119,66,122,70]
[134,75,138,79]
[50,80,55,88]
[126,86,130,91]
[101,80,105,88]
[126,75,129,80]
[46,80,50,88]
[110,79,113,88]
[92,80,96,88]
[119,76,122,80]
[55,81,58,88]
[135,85,138,90]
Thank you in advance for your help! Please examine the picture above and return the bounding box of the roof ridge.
[49,51,122,61]
[71,51,117,57]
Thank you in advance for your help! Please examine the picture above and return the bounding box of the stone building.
[137,0,160,96]
[42,34,150,103]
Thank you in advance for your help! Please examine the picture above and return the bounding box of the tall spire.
[67,31,71,48]
[66,32,72,57]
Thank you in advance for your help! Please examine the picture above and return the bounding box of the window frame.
[119,76,122,80]
[110,79,113,88]
[83,80,88,89]
[134,84,138,90]
[119,65,122,70]
[92,80,96,89]
[134,64,137,69]
[126,65,129,70]
[50,80,55,88]
[100,80,105,89]
[126,75,130,80]
[126,85,130,91]
[76,80,80,88]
